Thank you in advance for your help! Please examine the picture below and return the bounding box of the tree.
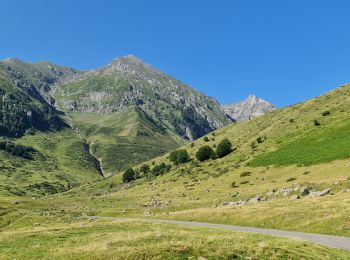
[122,168,135,183]
[196,145,213,162]
[140,164,150,174]
[169,149,190,165]
[176,149,190,164]
[216,139,233,158]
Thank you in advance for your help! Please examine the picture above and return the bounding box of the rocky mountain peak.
[222,95,276,122]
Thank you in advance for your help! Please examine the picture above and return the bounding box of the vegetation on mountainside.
[65,108,185,173]
[0,129,102,196]
[250,121,350,166]
[195,145,214,161]
[169,149,190,165]
[0,139,38,160]
[0,78,67,137]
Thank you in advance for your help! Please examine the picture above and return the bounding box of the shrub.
[286,177,297,182]
[196,145,213,162]
[314,119,321,126]
[140,164,150,174]
[290,118,295,123]
[231,182,238,188]
[169,149,190,165]
[256,136,264,143]
[151,163,171,176]
[122,168,135,183]
[250,141,257,149]
[190,142,195,147]
[203,136,210,142]
[240,171,252,177]
[240,180,249,184]
[322,111,330,116]
[216,139,233,158]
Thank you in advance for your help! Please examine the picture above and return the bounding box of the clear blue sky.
[1,0,350,107]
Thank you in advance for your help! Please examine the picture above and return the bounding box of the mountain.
[0,55,233,179]
[222,94,276,121]
[51,55,232,173]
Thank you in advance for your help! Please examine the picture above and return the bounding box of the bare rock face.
[222,95,276,122]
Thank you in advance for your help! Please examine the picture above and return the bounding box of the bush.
[151,162,171,176]
[140,164,150,174]
[322,111,330,116]
[122,168,135,183]
[203,136,210,142]
[196,145,213,162]
[240,171,252,177]
[314,119,321,126]
[286,177,297,182]
[169,149,190,165]
[216,139,233,158]
[240,180,249,184]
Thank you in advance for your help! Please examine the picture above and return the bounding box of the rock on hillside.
[222,95,276,121]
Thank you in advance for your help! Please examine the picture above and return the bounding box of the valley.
[1,56,350,259]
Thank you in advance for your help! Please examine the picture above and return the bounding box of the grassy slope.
[1,220,349,260]
[2,82,350,258]
[0,129,102,197]
[66,107,185,174]
[45,83,350,238]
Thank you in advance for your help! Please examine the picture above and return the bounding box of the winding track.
[96,216,350,252]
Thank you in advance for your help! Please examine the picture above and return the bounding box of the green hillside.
[45,82,350,238]
[66,107,185,174]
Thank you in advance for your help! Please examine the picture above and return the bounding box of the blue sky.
[1,0,350,107]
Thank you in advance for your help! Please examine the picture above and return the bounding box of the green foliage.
[203,136,210,142]
[151,162,171,176]
[314,119,321,126]
[196,145,213,162]
[169,149,190,165]
[122,168,135,183]
[216,139,233,158]
[240,171,252,177]
[140,164,150,174]
[250,122,350,166]
[0,139,37,160]
[322,111,331,116]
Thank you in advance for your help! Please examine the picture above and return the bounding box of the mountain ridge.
[222,94,276,121]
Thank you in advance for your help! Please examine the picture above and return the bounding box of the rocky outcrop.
[223,95,276,122]
[54,55,233,140]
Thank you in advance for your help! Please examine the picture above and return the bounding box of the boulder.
[290,195,300,200]
[309,188,331,198]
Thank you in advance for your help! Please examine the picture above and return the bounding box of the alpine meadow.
[1,1,350,259]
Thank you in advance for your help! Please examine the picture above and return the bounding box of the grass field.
[1,219,349,259]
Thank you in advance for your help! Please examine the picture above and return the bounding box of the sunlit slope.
[55,83,350,236]
[0,129,102,197]
[67,107,186,173]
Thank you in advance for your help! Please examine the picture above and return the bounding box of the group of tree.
[169,149,190,165]
[122,138,233,183]
[196,138,233,162]
[123,162,172,183]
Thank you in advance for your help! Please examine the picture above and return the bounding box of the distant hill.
[222,94,276,121]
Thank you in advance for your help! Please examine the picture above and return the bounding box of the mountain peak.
[222,95,276,121]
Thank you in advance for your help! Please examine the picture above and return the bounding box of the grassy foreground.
[0,219,349,259]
